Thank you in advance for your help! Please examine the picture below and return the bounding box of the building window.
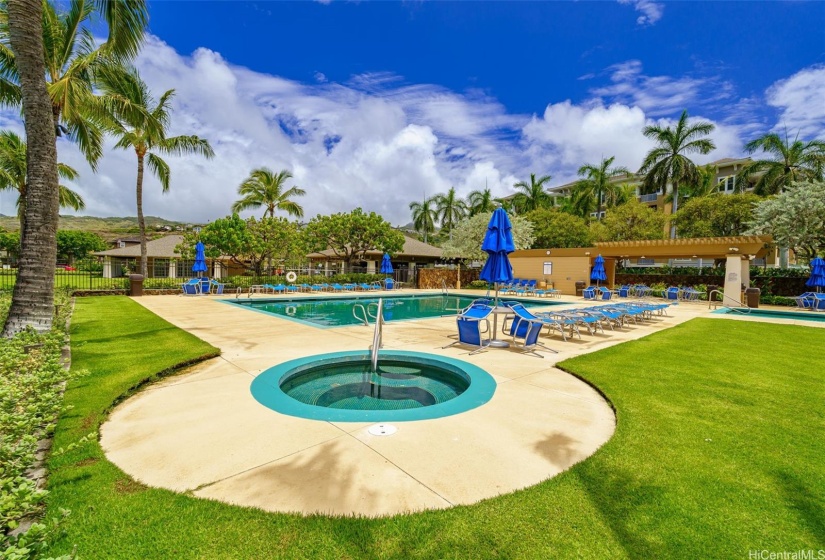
[153,258,169,278]
[718,176,735,193]
[176,260,195,278]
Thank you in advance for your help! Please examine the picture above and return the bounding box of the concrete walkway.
[101,291,712,517]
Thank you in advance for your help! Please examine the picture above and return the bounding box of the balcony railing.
[638,193,659,203]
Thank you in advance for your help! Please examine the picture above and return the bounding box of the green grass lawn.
[46,299,825,558]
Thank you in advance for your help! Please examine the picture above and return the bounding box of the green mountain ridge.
[0,215,201,240]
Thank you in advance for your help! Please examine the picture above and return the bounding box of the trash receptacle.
[575,281,586,297]
[745,287,760,308]
[129,274,144,297]
[707,284,720,302]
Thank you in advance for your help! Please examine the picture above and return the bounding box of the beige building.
[94,235,228,279]
[511,235,772,303]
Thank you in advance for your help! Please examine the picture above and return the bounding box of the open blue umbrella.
[590,254,607,287]
[480,208,515,305]
[805,257,825,292]
[192,241,208,278]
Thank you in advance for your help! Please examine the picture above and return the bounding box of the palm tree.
[673,164,719,206]
[232,168,306,218]
[1,0,147,336]
[433,187,467,240]
[96,65,214,277]
[512,173,552,213]
[738,131,825,196]
[639,109,716,237]
[0,0,149,168]
[467,187,496,216]
[409,196,437,244]
[0,130,84,234]
[573,156,630,221]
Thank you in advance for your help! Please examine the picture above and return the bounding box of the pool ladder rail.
[707,289,752,314]
[351,300,385,372]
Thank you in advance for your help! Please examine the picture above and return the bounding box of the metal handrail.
[352,304,369,326]
[708,289,752,313]
[441,280,449,294]
[370,298,384,372]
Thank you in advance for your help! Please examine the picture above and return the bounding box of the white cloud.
[591,60,735,117]
[765,64,825,138]
[617,0,664,25]
[2,37,813,226]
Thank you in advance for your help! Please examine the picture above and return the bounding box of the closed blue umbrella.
[192,241,208,278]
[805,257,825,292]
[480,208,515,303]
[479,208,515,347]
[591,254,607,287]
[380,254,393,274]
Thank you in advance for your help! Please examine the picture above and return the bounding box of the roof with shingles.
[307,235,443,259]
[94,235,184,258]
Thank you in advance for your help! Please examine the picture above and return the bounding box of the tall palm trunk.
[136,152,148,277]
[669,182,679,239]
[3,0,60,336]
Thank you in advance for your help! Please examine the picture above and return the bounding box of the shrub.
[467,280,491,289]
[0,293,83,559]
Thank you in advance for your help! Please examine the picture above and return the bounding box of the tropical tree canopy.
[0,129,83,230]
[433,187,467,237]
[638,109,716,230]
[572,156,630,221]
[466,187,496,216]
[409,196,438,243]
[524,208,592,249]
[738,132,825,196]
[231,168,306,218]
[181,214,304,276]
[673,193,760,238]
[56,229,106,262]
[304,208,406,263]
[592,200,669,242]
[0,0,150,167]
[96,63,214,276]
[512,173,552,214]
[441,211,535,262]
[748,181,825,261]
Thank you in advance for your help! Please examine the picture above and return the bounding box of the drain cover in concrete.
[368,424,397,436]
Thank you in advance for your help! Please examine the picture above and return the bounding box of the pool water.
[228,294,546,327]
[251,350,498,422]
[280,358,470,411]
[714,308,825,322]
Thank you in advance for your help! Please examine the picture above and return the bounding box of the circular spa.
[251,350,497,422]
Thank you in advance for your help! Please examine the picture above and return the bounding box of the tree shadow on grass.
[773,468,825,545]
[571,465,669,559]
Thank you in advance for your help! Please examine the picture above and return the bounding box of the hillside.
[0,215,199,240]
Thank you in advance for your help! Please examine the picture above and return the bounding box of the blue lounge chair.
[266,283,286,294]
[181,278,201,296]
[330,283,344,292]
[503,303,558,356]
[209,279,225,295]
[598,287,613,300]
[618,285,631,298]
[810,293,825,311]
[665,286,680,300]
[286,284,300,293]
[582,286,597,300]
[343,283,357,291]
[385,278,395,290]
[442,304,493,355]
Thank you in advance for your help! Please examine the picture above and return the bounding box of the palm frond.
[57,162,80,181]
[94,0,148,60]
[58,184,85,210]
[158,135,214,158]
[146,153,170,192]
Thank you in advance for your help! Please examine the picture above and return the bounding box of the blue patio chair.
[266,283,286,294]
[210,279,225,295]
[286,284,300,293]
[503,303,558,356]
[665,286,680,300]
[343,283,357,291]
[618,285,631,298]
[199,277,211,294]
[330,283,344,292]
[385,278,395,290]
[582,286,597,300]
[598,287,613,300]
[442,304,493,355]
[810,293,825,311]
[181,278,201,296]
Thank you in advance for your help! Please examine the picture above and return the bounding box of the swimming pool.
[226,293,550,328]
[713,308,825,323]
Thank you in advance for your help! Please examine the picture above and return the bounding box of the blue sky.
[20,0,825,223]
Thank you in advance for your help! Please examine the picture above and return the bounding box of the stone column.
[102,257,112,279]
[367,260,376,274]
[169,260,176,279]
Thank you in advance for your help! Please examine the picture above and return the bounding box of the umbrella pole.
[489,284,509,348]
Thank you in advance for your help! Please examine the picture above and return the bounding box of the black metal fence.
[0,261,417,293]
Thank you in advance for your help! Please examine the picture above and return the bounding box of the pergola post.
[723,253,746,306]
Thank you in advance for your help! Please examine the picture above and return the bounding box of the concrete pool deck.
[101,290,714,517]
